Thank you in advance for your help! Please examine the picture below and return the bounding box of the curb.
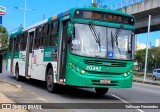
[133,79,160,86]
[1,79,51,103]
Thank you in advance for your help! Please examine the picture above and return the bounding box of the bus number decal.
[45,52,51,57]
[86,66,101,71]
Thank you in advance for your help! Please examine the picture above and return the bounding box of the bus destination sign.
[74,10,135,25]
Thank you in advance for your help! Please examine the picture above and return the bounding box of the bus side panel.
[30,49,45,81]
[28,53,32,76]
[30,64,46,81]
[12,51,20,74]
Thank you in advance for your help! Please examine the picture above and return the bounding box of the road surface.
[1,63,160,112]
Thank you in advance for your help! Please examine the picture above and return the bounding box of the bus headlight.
[124,73,128,77]
[81,70,85,74]
[124,70,132,77]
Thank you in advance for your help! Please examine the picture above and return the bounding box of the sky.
[0,0,160,46]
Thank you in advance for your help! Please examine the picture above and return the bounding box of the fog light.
[69,62,72,66]
[81,70,85,74]
[124,73,128,77]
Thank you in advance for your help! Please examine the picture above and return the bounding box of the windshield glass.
[70,23,133,60]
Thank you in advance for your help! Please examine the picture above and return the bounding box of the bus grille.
[87,71,122,76]
[83,59,127,67]
[92,80,118,86]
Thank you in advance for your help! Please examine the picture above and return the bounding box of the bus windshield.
[70,23,133,60]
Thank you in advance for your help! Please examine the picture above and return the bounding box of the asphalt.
[0,81,72,112]
[1,62,160,112]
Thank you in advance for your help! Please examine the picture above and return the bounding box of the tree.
[0,25,8,50]
[135,47,160,72]
[135,49,146,71]
[91,0,109,8]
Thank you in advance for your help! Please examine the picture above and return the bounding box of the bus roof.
[10,7,135,38]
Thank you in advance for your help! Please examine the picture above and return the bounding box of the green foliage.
[135,47,160,72]
[91,0,109,8]
[0,26,8,49]
[0,25,8,57]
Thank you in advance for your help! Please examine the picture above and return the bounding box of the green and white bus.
[7,7,135,95]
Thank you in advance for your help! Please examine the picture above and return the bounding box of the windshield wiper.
[88,21,101,50]
[111,25,123,56]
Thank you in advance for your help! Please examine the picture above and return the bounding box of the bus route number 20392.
[86,66,101,71]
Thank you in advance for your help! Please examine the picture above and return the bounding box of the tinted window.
[20,32,28,51]
[48,21,59,47]
[33,20,59,49]
[157,70,160,73]
[9,38,14,52]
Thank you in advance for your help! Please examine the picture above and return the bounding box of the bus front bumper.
[66,69,133,88]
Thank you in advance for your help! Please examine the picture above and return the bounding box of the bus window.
[50,35,58,47]
[42,23,49,47]
[29,32,34,53]
[43,23,49,36]
[34,26,43,49]
[49,21,59,47]
[15,35,20,51]
[13,37,17,52]
[52,21,59,34]
[40,37,43,48]
[9,38,13,52]
[20,32,28,51]
[43,36,49,47]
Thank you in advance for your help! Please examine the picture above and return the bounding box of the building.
[155,39,160,47]
[136,42,146,51]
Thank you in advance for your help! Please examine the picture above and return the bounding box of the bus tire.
[95,88,108,96]
[15,66,21,81]
[46,68,57,93]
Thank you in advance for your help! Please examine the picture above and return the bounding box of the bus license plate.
[100,80,111,84]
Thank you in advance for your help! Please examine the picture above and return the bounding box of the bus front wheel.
[46,68,57,93]
[95,88,109,96]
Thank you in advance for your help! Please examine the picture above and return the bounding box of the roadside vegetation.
[0,25,8,59]
[135,47,160,73]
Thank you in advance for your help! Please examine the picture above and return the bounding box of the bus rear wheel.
[46,68,57,93]
[95,88,109,96]
[15,66,21,81]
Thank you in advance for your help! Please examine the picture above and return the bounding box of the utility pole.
[15,0,35,28]
[144,15,151,82]
[92,0,95,4]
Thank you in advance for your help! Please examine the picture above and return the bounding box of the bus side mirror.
[67,23,74,36]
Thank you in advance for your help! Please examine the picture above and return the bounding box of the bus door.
[58,19,70,82]
[25,29,35,78]
[10,38,15,73]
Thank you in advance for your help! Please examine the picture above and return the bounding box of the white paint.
[110,94,144,112]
